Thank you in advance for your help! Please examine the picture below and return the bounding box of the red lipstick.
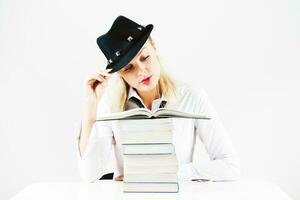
[141,75,152,85]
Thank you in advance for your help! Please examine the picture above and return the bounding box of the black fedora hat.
[96,15,154,73]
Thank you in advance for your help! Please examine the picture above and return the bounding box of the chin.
[136,85,155,92]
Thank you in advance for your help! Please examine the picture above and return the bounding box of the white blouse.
[75,82,241,182]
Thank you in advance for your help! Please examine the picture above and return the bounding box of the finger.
[104,69,113,75]
[96,68,112,76]
[96,75,106,81]
[114,175,123,181]
[94,71,112,78]
[87,76,104,86]
[100,72,112,77]
[89,75,105,82]
[102,70,113,75]
[87,73,102,80]
[95,68,111,74]
[94,69,112,75]
[90,79,105,90]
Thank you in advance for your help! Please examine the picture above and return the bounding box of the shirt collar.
[127,86,168,106]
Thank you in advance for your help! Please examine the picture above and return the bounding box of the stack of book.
[96,107,210,193]
[118,118,179,193]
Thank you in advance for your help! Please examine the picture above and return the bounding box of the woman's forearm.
[79,120,95,157]
[78,68,112,156]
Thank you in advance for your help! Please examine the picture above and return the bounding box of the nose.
[136,62,147,77]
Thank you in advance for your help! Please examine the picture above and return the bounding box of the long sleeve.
[178,88,241,181]
[75,101,115,182]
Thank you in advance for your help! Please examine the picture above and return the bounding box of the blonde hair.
[108,36,178,112]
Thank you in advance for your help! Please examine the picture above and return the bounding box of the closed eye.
[124,65,133,72]
[122,55,149,72]
[142,55,150,61]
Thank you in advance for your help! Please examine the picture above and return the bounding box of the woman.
[76,15,240,182]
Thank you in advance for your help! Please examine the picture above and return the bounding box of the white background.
[0,0,299,199]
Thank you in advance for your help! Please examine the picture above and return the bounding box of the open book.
[96,108,211,121]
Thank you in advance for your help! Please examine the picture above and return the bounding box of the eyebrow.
[123,47,147,68]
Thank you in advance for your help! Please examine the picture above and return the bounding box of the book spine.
[124,165,178,174]
[123,144,174,155]
[124,174,178,183]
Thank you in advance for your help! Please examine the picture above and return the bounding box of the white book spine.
[124,164,178,174]
[123,144,175,155]
[124,173,178,183]
[120,132,173,144]
[117,118,173,125]
[118,126,173,132]
[123,154,177,165]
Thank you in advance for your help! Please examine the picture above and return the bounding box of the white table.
[11,180,292,200]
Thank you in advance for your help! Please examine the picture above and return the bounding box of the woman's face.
[117,39,161,92]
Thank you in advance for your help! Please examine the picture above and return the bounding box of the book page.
[153,108,210,119]
[96,108,153,121]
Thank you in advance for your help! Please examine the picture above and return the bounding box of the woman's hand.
[115,175,124,181]
[81,68,112,123]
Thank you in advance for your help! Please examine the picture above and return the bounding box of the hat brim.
[106,24,154,73]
